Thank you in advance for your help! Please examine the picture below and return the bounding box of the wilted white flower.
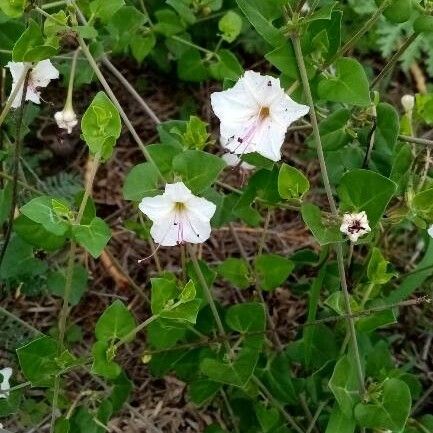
[0,367,12,399]
[6,60,59,108]
[401,94,415,113]
[211,70,309,162]
[340,211,371,242]
[139,182,216,247]
[222,153,254,170]
[54,107,78,134]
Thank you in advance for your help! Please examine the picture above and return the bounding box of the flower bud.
[54,107,78,134]
[401,94,415,113]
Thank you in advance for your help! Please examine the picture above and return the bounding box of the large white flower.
[340,211,371,242]
[0,367,12,399]
[211,70,309,162]
[139,182,216,247]
[6,60,59,108]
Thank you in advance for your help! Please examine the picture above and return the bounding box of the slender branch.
[186,243,232,354]
[371,33,418,88]
[0,70,31,271]
[291,33,365,395]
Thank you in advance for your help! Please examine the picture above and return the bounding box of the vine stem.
[0,70,31,271]
[50,151,101,432]
[0,63,32,128]
[186,243,232,354]
[291,34,365,396]
[370,33,418,88]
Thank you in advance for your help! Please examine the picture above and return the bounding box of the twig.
[371,33,418,89]
[291,31,365,396]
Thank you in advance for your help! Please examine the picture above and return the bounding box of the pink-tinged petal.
[6,61,26,82]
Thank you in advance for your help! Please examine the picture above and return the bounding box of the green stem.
[65,48,81,111]
[186,243,231,355]
[41,0,67,9]
[371,33,418,88]
[0,63,32,128]
[291,34,365,396]
[114,314,159,349]
[171,35,218,59]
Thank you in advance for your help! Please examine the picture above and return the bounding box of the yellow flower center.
[259,106,270,120]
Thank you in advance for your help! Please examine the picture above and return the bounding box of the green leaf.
[91,341,122,379]
[412,187,433,220]
[14,214,66,251]
[172,150,226,193]
[179,116,210,150]
[151,277,177,315]
[160,299,201,324]
[177,48,208,82]
[318,58,371,106]
[122,162,160,201]
[217,257,252,289]
[20,196,70,236]
[329,356,360,417]
[47,264,88,306]
[337,169,397,227]
[218,11,243,43]
[367,248,395,285]
[235,0,285,46]
[90,0,124,22]
[225,302,265,334]
[325,406,355,433]
[209,49,243,81]
[95,300,136,342]
[109,371,133,412]
[0,0,26,17]
[180,280,196,302]
[12,19,57,61]
[355,378,411,431]
[167,0,196,24]
[17,336,76,387]
[154,9,185,36]
[301,202,343,245]
[188,379,221,406]
[255,254,294,291]
[371,103,400,174]
[278,163,310,199]
[72,217,111,258]
[130,33,156,63]
[81,92,121,160]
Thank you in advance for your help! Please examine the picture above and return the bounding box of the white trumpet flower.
[0,367,12,399]
[340,211,371,242]
[211,70,309,162]
[401,94,415,113]
[139,182,216,246]
[6,60,59,108]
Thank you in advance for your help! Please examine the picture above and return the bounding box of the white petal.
[253,119,286,162]
[31,59,59,87]
[428,225,433,239]
[185,196,216,220]
[182,211,212,244]
[139,195,174,222]
[242,70,284,106]
[6,61,26,82]
[150,215,179,246]
[211,73,259,129]
[0,367,12,399]
[164,182,193,202]
[270,94,309,129]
